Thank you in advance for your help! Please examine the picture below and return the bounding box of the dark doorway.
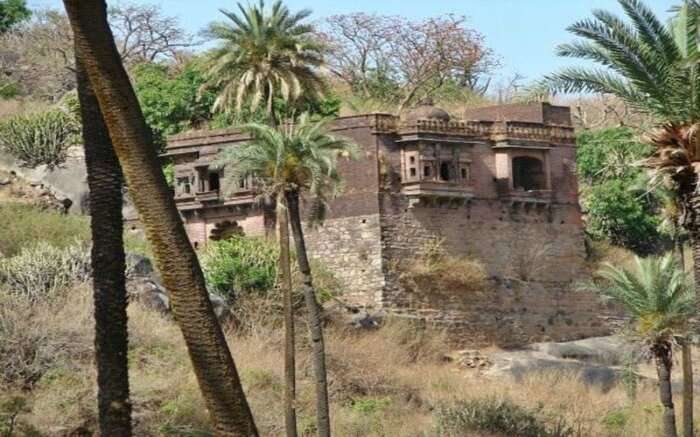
[439,162,451,181]
[208,171,221,191]
[512,156,546,191]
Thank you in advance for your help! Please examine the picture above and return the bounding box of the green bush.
[200,236,278,299]
[0,109,79,168]
[0,241,91,298]
[434,398,574,437]
[199,235,342,306]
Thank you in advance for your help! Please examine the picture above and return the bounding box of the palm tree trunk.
[277,193,298,437]
[285,190,331,437]
[682,338,693,437]
[654,341,678,437]
[62,2,258,435]
[75,55,131,437]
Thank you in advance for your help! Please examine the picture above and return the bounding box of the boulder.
[480,336,639,392]
[127,278,170,314]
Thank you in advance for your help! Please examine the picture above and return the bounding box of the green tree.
[202,0,325,124]
[215,114,357,437]
[0,0,30,34]
[576,127,665,254]
[584,255,696,437]
[62,0,258,434]
[585,179,662,254]
[132,61,217,148]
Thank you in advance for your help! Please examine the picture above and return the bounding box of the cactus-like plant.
[0,110,79,168]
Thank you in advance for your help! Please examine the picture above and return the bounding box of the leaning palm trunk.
[75,55,131,436]
[653,341,678,437]
[277,193,298,437]
[681,338,693,437]
[62,1,257,435]
[286,190,331,437]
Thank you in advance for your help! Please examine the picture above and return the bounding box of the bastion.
[163,102,617,346]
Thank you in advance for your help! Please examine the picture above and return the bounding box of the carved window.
[176,177,191,195]
[439,162,451,181]
[404,151,419,181]
[512,156,546,191]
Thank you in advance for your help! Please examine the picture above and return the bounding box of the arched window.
[512,156,546,191]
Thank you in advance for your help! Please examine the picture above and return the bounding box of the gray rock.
[482,336,637,392]
[127,278,170,314]
[208,293,232,322]
[125,253,154,278]
[533,336,632,366]
[0,177,10,185]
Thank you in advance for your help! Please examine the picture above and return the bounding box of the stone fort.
[164,102,615,346]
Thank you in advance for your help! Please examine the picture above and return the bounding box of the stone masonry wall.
[304,213,385,306]
[377,197,616,346]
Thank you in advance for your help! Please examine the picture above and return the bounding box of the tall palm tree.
[585,255,696,437]
[61,1,258,435]
[276,194,297,437]
[216,114,357,437]
[75,53,131,436]
[202,0,325,125]
[534,3,700,434]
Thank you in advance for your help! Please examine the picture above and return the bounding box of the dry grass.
[398,239,488,293]
[0,284,696,437]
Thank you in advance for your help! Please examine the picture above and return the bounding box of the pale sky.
[29,0,676,84]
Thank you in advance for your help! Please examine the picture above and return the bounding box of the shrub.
[434,398,574,437]
[0,203,90,257]
[200,235,342,305]
[200,236,278,299]
[0,109,79,168]
[0,241,90,298]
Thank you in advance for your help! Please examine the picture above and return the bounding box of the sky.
[29,0,676,84]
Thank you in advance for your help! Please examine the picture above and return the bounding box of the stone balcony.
[401,180,474,208]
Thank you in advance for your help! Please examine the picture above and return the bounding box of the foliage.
[0,241,91,298]
[577,127,653,184]
[199,235,340,308]
[576,127,666,255]
[583,254,695,340]
[584,179,662,255]
[132,61,217,147]
[0,0,30,34]
[533,0,700,125]
[202,0,325,119]
[0,109,79,168]
[434,397,574,437]
[200,236,278,299]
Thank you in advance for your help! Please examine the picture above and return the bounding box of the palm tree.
[585,255,695,437]
[276,194,297,437]
[62,1,258,435]
[534,3,700,434]
[74,54,131,436]
[202,0,325,125]
[216,114,357,437]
